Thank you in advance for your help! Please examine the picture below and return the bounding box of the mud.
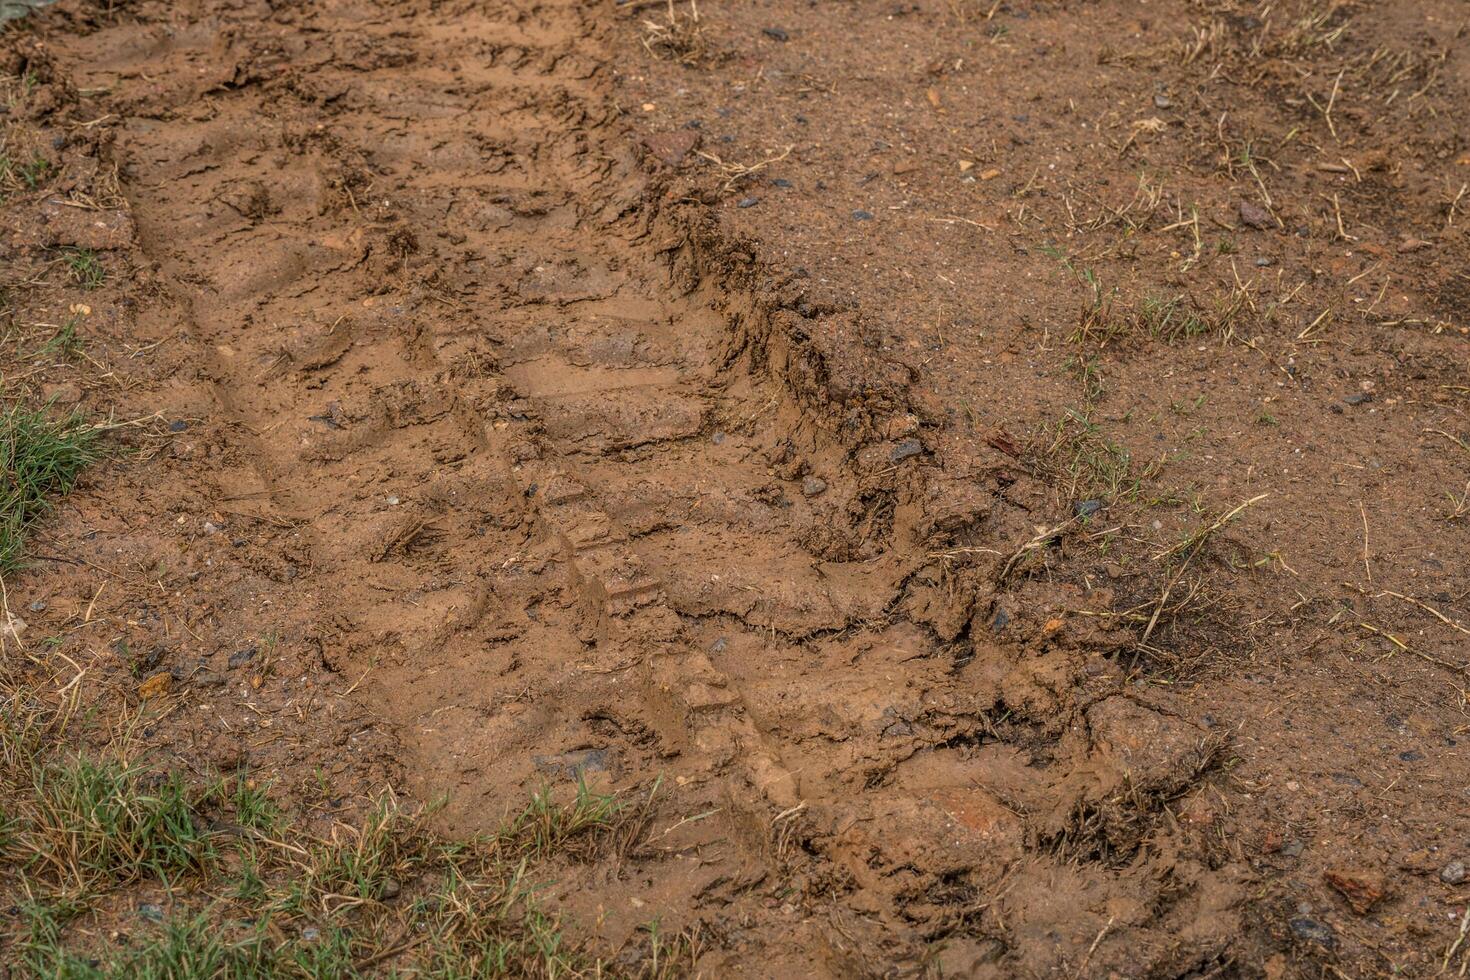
[4,0,1469,975]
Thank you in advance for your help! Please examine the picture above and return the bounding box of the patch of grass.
[33,315,83,361]
[0,154,52,196]
[19,755,213,889]
[500,779,621,861]
[64,249,104,290]
[1,673,685,977]
[0,399,105,572]
[1035,408,1168,505]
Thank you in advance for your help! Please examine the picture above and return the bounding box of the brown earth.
[2,0,1469,975]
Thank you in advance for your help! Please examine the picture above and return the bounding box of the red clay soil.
[2,0,1469,975]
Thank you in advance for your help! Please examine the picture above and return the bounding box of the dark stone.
[852,209,874,221]
[228,647,257,669]
[890,438,923,462]
[762,26,789,41]
[168,420,189,433]
[737,196,759,208]
[1343,392,1373,405]
[1074,499,1103,518]
[533,748,612,778]
[1289,917,1336,948]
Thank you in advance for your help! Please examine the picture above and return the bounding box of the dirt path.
[6,0,1469,975]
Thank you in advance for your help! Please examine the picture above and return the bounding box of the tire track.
[52,0,1244,970]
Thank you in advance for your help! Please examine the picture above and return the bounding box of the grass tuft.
[64,249,104,290]
[0,400,104,573]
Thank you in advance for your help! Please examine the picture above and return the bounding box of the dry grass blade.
[695,144,795,193]
[641,0,708,66]
[1153,493,1268,561]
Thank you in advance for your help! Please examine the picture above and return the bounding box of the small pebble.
[1239,200,1273,230]
[1074,499,1102,518]
[138,903,164,923]
[801,476,827,497]
[386,495,400,505]
[1281,839,1305,857]
[302,927,321,942]
[771,178,792,188]
[1441,860,1466,885]
[380,877,402,899]
[193,670,226,688]
[712,430,725,445]
[762,26,789,41]
[1343,392,1373,406]
[1254,257,1274,267]
[737,196,759,208]
[168,420,189,433]
[1152,93,1172,109]
[202,521,220,535]
[28,599,46,612]
[852,209,874,221]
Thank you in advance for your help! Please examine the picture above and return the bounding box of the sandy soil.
[3,0,1469,975]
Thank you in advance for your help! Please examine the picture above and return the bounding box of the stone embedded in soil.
[1324,868,1389,914]
[642,129,699,167]
[737,196,759,208]
[852,209,874,221]
[1074,498,1102,518]
[1442,860,1466,885]
[890,438,923,462]
[1289,917,1336,947]
[533,748,612,778]
[193,670,226,687]
[802,476,827,497]
[1343,392,1373,405]
[1239,200,1273,229]
[762,26,789,41]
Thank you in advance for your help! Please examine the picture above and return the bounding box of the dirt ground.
[2,0,1468,975]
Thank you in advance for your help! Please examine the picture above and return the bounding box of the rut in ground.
[45,0,1244,972]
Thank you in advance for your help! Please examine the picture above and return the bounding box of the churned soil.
[2,0,1468,975]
